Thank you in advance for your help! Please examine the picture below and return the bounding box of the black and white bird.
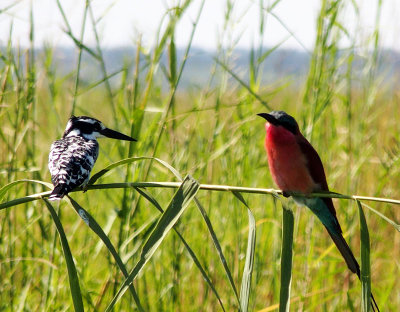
[48,115,135,200]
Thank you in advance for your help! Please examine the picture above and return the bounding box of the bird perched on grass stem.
[48,115,136,200]
[258,111,379,311]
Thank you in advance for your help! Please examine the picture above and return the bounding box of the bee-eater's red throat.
[258,111,379,311]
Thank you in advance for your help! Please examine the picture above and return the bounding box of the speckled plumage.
[48,136,99,200]
[48,115,135,200]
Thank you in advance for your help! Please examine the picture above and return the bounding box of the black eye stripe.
[76,121,99,133]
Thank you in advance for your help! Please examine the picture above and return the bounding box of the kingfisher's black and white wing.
[48,136,99,200]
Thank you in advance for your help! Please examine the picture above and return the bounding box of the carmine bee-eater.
[48,116,136,200]
[258,111,379,311]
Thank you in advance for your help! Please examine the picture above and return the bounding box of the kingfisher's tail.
[326,229,380,312]
[48,184,68,201]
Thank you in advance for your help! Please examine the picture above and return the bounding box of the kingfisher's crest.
[63,116,106,140]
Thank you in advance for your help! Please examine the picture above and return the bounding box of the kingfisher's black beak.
[100,128,136,141]
[257,113,278,125]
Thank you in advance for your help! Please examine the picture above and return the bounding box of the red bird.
[258,111,378,311]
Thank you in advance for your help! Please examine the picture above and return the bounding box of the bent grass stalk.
[2,181,400,211]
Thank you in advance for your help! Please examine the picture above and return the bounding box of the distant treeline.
[1,46,399,89]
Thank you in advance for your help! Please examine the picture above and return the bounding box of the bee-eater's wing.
[296,135,340,228]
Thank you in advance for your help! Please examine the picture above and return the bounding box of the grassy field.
[1,0,400,311]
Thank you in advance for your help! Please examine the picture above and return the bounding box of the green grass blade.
[43,199,84,312]
[231,190,248,208]
[0,179,52,201]
[134,186,226,311]
[0,0,21,14]
[357,200,371,312]
[359,201,400,232]
[76,69,124,96]
[16,279,31,312]
[105,175,200,311]
[62,29,100,60]
[70,0,89,115]
[134,187,164,212]
[240,208,256,312]
[214,58,271,110]
[279,204,294,312]
[66,197,144,312]
[88,156,181,185]
[193,197,241,306]
[0,191,51,210]
[232,192,256,312]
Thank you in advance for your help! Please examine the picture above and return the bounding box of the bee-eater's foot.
[282,191,291,198]
[81,185,88,193]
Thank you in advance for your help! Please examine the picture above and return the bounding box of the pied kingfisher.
[48,115,135,200]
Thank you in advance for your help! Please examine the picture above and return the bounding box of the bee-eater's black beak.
[100,128,136,141]
[257,113,279,125]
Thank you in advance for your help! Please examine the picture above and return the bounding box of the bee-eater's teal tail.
[301,197,379,311]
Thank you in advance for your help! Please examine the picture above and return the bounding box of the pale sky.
[1,0,399,52]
